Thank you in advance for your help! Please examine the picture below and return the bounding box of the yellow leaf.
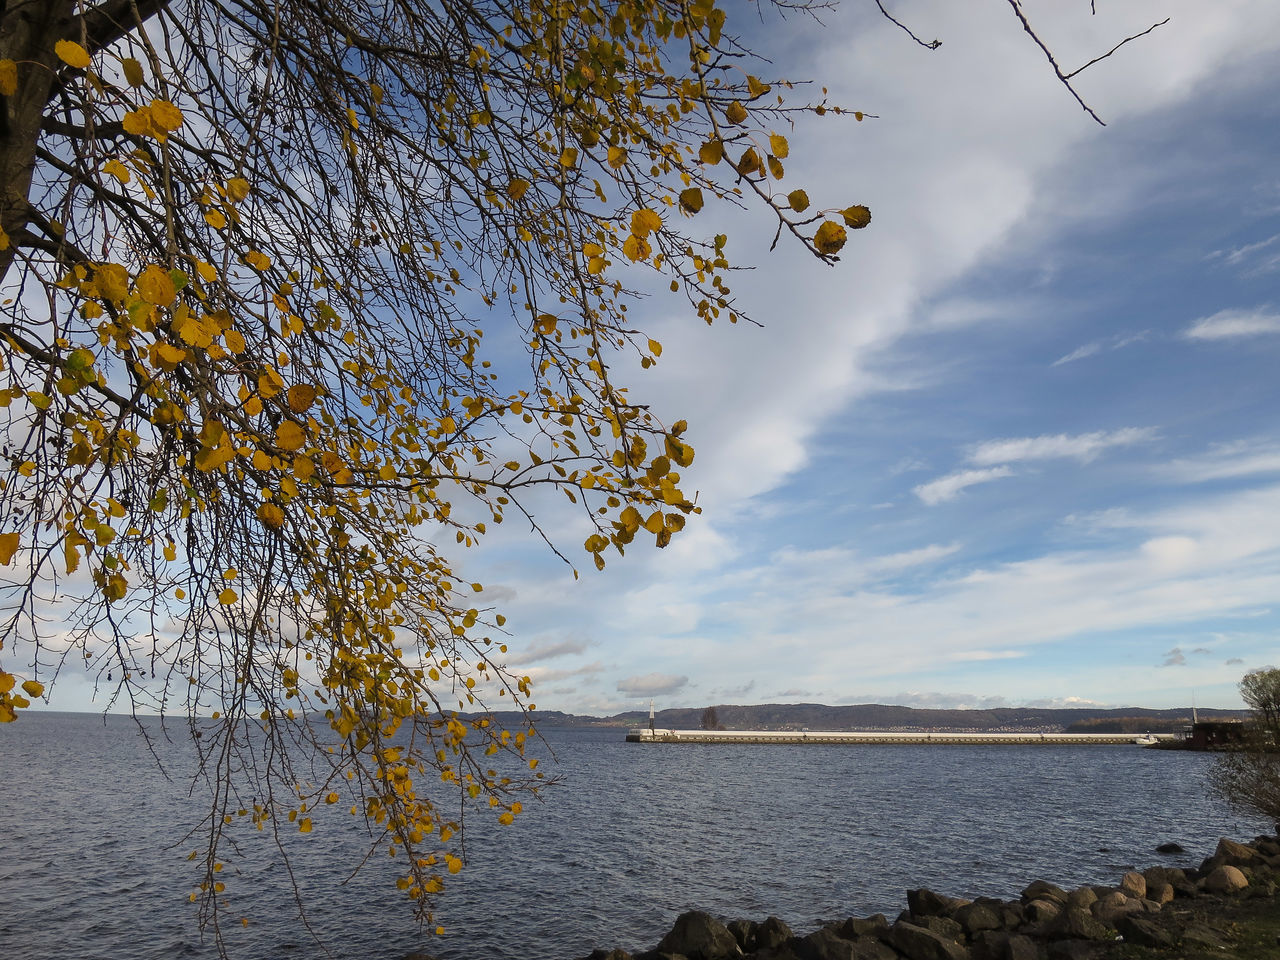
[286,383,317,413]
[787,189,810,213]
[55,40,91,70]
[0,59,18,97]
[203,208,227,230]
[698,139,723,165]
[769,133,790,159]
[747,75,771,98]
[155,343,187,366]
[630,208,662,238]
[622,235,651,262]
[678,188,703,214]
[507,178,530,200]
[841,205,872,229]
[122,57,145,87]
[103,159,131,184]
[223,329,246,354]
[149,99,183,131]
[94,262,130,301]
[275,420,307,451]
[648,338,662,357]
[724,101,748,125]
[767,155,784,180]
[21,679,43,698]
[256,502,285,529]
[136,263,176,306]
[226,177,251,202]
[0,672,12,693]
[737,148,761,177]
[244,250,271,271]
[0,532,20,565]
[196,261,218,283]
[299,818,313,833]
[814,220,847,255]
[558,147,578,169]
[164,542,177,561]
[606,145,628,169]
[218,588,238,604]
[121,107,155,138]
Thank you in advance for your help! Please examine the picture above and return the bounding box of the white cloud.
[1051,331,1149,367]
[1183,306,1280,340]
[968,427,1156,466]
[949,650,1026,662]
[1051,341,1102,366]
[913,466,1013,505]
[870,542,962,572]
[1165,440,1280,483]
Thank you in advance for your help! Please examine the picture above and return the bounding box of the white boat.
[1133,733,1159,746]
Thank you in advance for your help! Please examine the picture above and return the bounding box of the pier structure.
[624,728,1176,746]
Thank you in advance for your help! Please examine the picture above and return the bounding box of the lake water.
[0,713,1267,960]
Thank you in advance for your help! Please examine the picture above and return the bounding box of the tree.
[0,0,876,944]
[0,0,1163,950]
[701,705,720,730]
[1213,668,1280,828]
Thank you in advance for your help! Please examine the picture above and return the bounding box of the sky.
[458,0,1280,716]
[25,1,1280,717]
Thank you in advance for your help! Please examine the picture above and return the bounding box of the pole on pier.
[649,699,655,733]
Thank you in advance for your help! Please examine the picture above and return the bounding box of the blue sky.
[27,2,1280,718]
[459,1,1280,715]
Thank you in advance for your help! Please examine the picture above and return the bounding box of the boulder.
[1019,882,1067,906]
[1114,914,1176,949]
[755,917,793,952]
[829,915,890,941]
[886,921,969,960]
[917,916,963,942]
[583,952,635,960]
[1215,837,1261,865]
[971,931,1042,960]
[1145,881,1174,905]
[954,901,1003,936]
[1140,865,1186,888]
[1020,900,1060,926]
[790,928,898,960]
[1044,943,1104,960]
[1063,889,1095,911]
[1154,842,1185,854]
[726,920,755,952]
[1118,872,1145,900]
[1035,907,1112,942]
[656,912,743,960]
[1201,865,1249,895]
[908,889,968,920]
[1088,891,1136,926]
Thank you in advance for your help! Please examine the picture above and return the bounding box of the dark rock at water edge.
[584,831,1280,960]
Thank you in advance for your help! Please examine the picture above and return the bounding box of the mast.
[649,698,655,733]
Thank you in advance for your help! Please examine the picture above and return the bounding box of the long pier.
[624,728,1175,746]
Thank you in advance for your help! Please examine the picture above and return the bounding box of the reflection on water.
[0,714,1265,960]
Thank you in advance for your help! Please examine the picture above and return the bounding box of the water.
[0,713,1267,960]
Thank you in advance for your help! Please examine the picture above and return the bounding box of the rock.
[971,931,1042,960]
[1145,880,1174,905]
[1063,888,1095,911]
[908,889,968,920]
[1118,871,1145,900]
[726,920,755,952]
[1114,914,1176,949]
[1088,891,1136,926]
[830,915,890,941]
[583,952,635,960]
[791,928,860,960]
[887,921,969,960]
[917,916,963,942]
[1020,900,1060,925]
[656,912,743,960]
[1215,837,1261,865]
[1180,923,1230,949]
[997,902,1026,930]
[1202,864,1249,895]
[755,917,793,952]
[1035,906,1112,942]
[954,902,1002,936]
[1141,865,1186,887]
[1020,882,1067,906]
[1155,842,1185,854]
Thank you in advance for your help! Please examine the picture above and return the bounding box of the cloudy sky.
[460,0,1280,716]
[26,2,1280,718]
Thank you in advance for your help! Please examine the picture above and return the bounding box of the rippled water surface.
[0,713,1266,960]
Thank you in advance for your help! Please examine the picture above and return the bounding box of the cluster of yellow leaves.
[0,671,43,723]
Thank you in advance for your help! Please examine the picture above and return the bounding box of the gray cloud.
[1162,648,1186,667]
[513,636,594,664]
[616,673,689,697]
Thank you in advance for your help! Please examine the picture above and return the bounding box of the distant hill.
[476,702,1246,733]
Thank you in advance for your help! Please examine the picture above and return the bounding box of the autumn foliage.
[0,0,868,941]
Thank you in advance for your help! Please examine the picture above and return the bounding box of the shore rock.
[970,931,1040,960]
[1114,913,1176,949]
[1118,872,1145,900]
[1201,864,1249,895]
[656,911,742,960]
[908,889,968,920]
[1020,881,1067,906]
[887,921,969,960]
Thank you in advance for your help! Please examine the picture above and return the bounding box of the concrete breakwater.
[625,728,1176,746]
[579,834,1280,960]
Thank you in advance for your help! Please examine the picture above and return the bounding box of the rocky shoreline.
[580,833,1280,960]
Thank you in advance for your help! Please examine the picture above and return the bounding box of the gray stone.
[1063,888,1095,912]
[971,931,1042,960]
[1145,880,1174,905]
[831,916,890,941]
[887,921,969,960]
[1154,841,1185,854]
[791,928,861,960]
[1020,900,1060,926]
[954,902,1002,936]
[1114,914,1176,949]
[908,889,968,920]
[656,912,743,960]
[726,920,755,952]
[1118,872,1145,900]
[917,917,963,942]
[1202,864,1249,895]
[1044,943,1104,960]
[756,917,793,952]
[1036,907,1112,942]
[1216,837,1261,865]
[1088,891,1136,927]
[1020,882,1067,906]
